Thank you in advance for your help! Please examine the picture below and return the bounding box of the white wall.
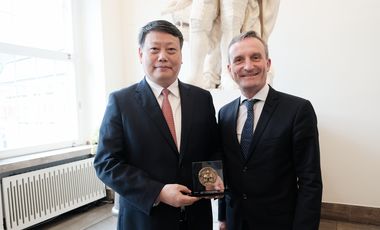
[73,0,106,143]
[269,0,380,207]
[95,0,380,207]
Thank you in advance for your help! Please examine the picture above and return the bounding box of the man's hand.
[157,184,200,207]
[205,175,224,191]
[204,175,225,199]
[219,221,227,230]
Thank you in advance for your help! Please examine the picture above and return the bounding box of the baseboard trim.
[321,202,380,226]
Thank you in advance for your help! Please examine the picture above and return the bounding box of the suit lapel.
[178,82,193,163]
[247,87,279,160]
[225,98,244,159]
[135,79,179,154]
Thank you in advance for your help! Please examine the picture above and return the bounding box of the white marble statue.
[163,0,280,89]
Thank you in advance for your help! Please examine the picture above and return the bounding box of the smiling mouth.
[242,71,260,77]
[155,66,171,69]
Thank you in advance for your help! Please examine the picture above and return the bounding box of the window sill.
[0,145,93,177]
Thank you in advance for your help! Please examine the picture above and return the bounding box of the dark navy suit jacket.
[218,86,322,230]
[94,79,219,230]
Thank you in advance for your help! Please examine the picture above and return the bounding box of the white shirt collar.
[145,77,180,99]
[240,84,270,104]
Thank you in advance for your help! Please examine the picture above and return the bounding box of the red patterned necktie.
[161,88,177,146]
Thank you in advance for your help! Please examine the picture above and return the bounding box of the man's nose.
[243,59,254,71]
[158,52,168,62]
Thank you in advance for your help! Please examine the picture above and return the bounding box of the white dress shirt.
[236,84,269,143]
[145,77,182,150]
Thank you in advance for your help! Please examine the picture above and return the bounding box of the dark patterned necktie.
[240,99,259,159]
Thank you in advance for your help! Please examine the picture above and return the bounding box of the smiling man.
[94,20,220,230]
[217,31,323,230]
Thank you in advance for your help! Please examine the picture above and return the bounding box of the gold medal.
[198,166,217,186]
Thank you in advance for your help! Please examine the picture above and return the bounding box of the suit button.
[242,166,248,172]
[242,194,247,200]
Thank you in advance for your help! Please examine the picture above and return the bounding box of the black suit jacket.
[218,86,322,230]
[94,79,219,230]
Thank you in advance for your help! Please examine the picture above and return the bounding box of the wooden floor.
[34,200,380,230]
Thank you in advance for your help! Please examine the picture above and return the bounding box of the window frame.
[0,0,87,160]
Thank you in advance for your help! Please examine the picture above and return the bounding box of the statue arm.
[161,0,192,15]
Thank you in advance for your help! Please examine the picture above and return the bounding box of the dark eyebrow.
[232,55,243,61]
[252,52,262,57]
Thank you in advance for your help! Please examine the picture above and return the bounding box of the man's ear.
[267,58,272,71]
[227,64,234,80]
[138,47,143,63]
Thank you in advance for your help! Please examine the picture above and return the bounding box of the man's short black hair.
[138,20,184,49]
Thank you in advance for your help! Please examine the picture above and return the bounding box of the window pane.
[0,55,78,151]
[0,0,77,157]
[0,53,78,152]
[0,0,72,51]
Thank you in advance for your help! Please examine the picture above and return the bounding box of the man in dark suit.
[218,31,323,230]
[94,20,220,230]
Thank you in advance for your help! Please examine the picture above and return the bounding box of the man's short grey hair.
[227,31,269,63]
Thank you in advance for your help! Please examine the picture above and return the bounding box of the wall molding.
[321,202,380,226]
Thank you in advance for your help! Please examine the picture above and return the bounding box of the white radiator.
[1,157,106,230]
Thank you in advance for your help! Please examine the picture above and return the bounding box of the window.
[0,0,79,158]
